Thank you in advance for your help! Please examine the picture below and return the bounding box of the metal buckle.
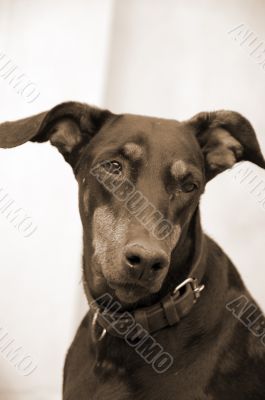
[91,309,107,342]
[173,277,205,302]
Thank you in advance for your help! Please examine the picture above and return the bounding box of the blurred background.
[0,0,265,398]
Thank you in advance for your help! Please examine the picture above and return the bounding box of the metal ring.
[91,309,107,342]
[173,277,194,294]
[173,277,205,302]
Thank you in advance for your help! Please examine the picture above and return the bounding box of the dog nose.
[124,244,169,279]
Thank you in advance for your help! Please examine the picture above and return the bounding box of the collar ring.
[91,309,107,342]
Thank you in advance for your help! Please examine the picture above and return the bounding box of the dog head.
[1,102,264,306]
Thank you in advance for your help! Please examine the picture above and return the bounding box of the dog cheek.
[91,207,112,267]
[83,188,90,216]
[168,224,181,250]
[91,206,129,277]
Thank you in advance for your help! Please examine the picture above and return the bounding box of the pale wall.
[0,0,265,398]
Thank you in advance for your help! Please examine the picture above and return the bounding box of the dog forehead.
[112,113,181,136]
[87,113,203,171]
[99,113,195,148]
[120,115,202,162]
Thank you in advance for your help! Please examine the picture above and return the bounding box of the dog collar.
[85,216,206,342]
[88,276,205,342]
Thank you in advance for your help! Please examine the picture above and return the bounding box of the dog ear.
[189,110,265,180]
[0,102,113,169]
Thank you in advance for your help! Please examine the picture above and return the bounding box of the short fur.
[1,102,265,400]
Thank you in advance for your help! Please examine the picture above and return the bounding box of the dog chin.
[105,276,165,304]
[108,282,150,304]
[114,287,149,304]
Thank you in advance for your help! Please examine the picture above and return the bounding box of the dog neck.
[159,208,205,298]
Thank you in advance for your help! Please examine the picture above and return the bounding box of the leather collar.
[84,213,205,341]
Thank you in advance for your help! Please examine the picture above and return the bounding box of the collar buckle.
[173,277,205,303]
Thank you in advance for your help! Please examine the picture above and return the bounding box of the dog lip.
[108,280,148,292]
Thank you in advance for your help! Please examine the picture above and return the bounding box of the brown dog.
[1,102,265,399]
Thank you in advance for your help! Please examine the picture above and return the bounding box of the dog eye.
[102,160,122,175]
[181,182,197,193]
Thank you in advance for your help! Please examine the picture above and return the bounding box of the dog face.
[77,114,205,304]
[1,102,264,306]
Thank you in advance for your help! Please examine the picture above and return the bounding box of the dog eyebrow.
[170,160,188,179]
[120,142,144,162]
[170,160,202,181]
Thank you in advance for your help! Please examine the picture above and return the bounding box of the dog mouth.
[107,280,150,303]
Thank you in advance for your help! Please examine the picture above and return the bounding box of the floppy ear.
[0,101,113,170]
[189,110,265,181]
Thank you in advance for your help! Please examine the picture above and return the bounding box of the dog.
[1,102,265,400]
